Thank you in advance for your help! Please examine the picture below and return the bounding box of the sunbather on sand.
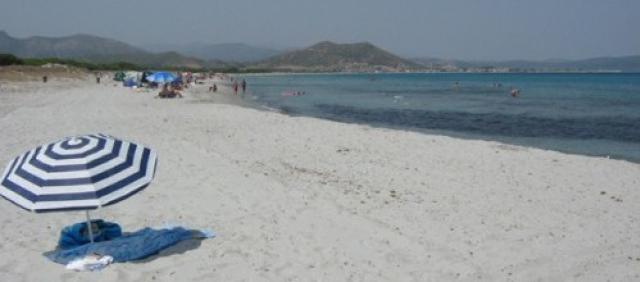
[157,85,184,99]
[157,85,172,98]
[172,89,183,98]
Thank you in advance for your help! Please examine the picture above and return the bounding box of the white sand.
[0,78,639,281]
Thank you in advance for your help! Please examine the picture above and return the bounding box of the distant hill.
[556,56,640,72]
[251,41,421,72]
[0,30,145,58]
[145,42,282,63]
[0,31,232,69]
[4,30,637,72]
[413,55,640,72]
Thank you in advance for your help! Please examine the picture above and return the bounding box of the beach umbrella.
[0,134,158,242]
[145,72,177,84]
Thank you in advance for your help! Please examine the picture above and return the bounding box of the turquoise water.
[242,73,640,162]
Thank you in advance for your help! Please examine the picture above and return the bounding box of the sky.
[1,0,639,61]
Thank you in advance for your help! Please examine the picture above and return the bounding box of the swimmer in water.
[510,88,520,97]
[453,81,460,91]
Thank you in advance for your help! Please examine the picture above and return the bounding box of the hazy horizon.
[1,0,638,61]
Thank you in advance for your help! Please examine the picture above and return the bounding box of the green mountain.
[0,31,231,69]
[0,30,145,58]
[6,30,635,73]
[251,41,421,72]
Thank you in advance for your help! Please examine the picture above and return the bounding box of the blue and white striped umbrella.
[0,134,158,213]
[146,72,177,84]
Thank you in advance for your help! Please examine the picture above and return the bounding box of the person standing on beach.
[241,79,247,93]
[233,80,239,95]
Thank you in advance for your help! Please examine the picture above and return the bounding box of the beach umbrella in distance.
[0,134,158,242]
[145,72,177,84]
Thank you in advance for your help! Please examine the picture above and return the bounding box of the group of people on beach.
[232,79,247,95]
[208,75,247,96]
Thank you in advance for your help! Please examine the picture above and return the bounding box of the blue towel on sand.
[58,220,122,250]
[45,227,213,264]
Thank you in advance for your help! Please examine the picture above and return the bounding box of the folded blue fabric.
[45,227,210,264]
[58,220,122,250]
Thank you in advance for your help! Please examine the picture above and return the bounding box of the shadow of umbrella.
[131,231,204,264]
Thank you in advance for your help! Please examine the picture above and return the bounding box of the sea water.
[240,73,640,162]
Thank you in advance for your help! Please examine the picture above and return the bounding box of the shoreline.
[5,73,634,164]
[199,75,640,164]
[188,81,624,164]
[3,76,635,168]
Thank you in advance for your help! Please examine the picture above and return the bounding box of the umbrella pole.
[85,210,94,243]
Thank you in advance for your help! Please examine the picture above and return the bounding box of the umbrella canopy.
[0,134,158,213]
[146,72,177,84]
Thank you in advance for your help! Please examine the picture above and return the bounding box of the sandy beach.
[0,74,639,281]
